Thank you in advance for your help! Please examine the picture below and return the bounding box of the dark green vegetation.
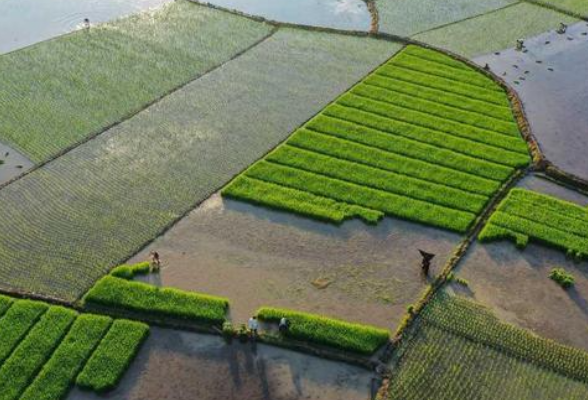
[0,0,272,162]
[257,307,389,355]
[84,275,229,326]
[0,27,400,302]
[223,45,530,232]
[479,189,588,258]
[76,319,149,392]
[549,268,575,289]
[387,292,588,399]
[0,295,146,399]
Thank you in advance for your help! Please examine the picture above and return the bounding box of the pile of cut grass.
[387,292,588,399]
[0,0,271,162]
[84,275,229,326]
[0,294,147,399]
[223,45,530,232]
[257,307,389,355]
[479,188,588,259]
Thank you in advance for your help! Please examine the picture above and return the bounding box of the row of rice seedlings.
[265,146,489,213]
[0,300,48,364]
[76,320,149,393]
[351,82,520,136]
[20,314,113,400]
[237,159,475,231]
[0,295,14,318]
[336,94,527,152]
[479,189,588,258]
[388,323,588,399]
[0,307,77,400]
[421,292,588,383]
[257,307,389,355]
[0,0,271,162]
[401,45,473,71]
[288,130,501,196]
[83,275,229,326]
[322,105,529,168]
[304,118,514,181]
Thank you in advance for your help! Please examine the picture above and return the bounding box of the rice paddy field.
[2,0,588,398]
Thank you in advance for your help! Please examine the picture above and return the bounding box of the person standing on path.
[248,315,259,338]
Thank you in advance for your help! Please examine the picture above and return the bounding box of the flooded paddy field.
[199,0,371,31]
[68,328,375,400]
[475,22,588,180]
[454,175,588,351]
[0,0,172,54]
[0,142,33,185]
[129,194,462,330]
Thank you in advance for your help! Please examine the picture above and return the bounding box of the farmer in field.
[149,251,161,271]
[419,250,435,276]
[248,315,259,338]
[279,317,290,334]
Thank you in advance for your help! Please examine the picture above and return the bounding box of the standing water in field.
[0,142,33,186]
[0,0,172,54]
[200,0,372,31]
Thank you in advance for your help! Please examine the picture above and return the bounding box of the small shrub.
[550,268,575,289]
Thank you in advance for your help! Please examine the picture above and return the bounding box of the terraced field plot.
[387,292,588,399]
[0,27,401,302]
[0,295,147,400]
[480,188,588,258]
[223,45,530,232]
[0,0,272,162]
[413,3,577,57]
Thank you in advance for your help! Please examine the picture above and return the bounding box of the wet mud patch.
[199,0,372,31]
[129,194,462,330]
[68,328,374,400]
[475,22,588,181]
[0,141,32,185]
[455,177,588,350]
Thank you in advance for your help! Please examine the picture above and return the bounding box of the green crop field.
[479,188,588,258]
[377,0,515,36]
[0,0,272,162]
[0,295,147,400]
[257,307,389,354]
[0,28,401,302]
[527,0,588,16]
[387,292,588,399]
[223,45,530,232]
[413,3,578,57]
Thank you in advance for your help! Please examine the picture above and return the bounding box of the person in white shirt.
[248,315,259,337]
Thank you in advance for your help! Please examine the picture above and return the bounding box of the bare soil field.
[129,194,462,330]
[67,328,375,400]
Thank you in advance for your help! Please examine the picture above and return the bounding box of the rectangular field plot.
[479,188,588,258]
[223,45,530,232]
[0,28,401,302]
[387,292,588,399]
[0,295,146,400]
[0,0,272,162]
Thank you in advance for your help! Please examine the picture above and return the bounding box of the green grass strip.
[422,292,588,383]
[76,319,149,393]
[305,117,513,181]
[0,306,76,400]
[401,45,475,71]
[266,145,488,213]
[83,276,229,325]
[222,176,383,224]
[0,300,48,365]
[20,314,113,400]
[244,160,474,232]
[288,130,500,196]
[110,262,152,280]
[258,307,389,355]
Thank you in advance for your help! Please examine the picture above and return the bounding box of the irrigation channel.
[67,328,374,400]
[0,0,172,54]
[475,21,588,182]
